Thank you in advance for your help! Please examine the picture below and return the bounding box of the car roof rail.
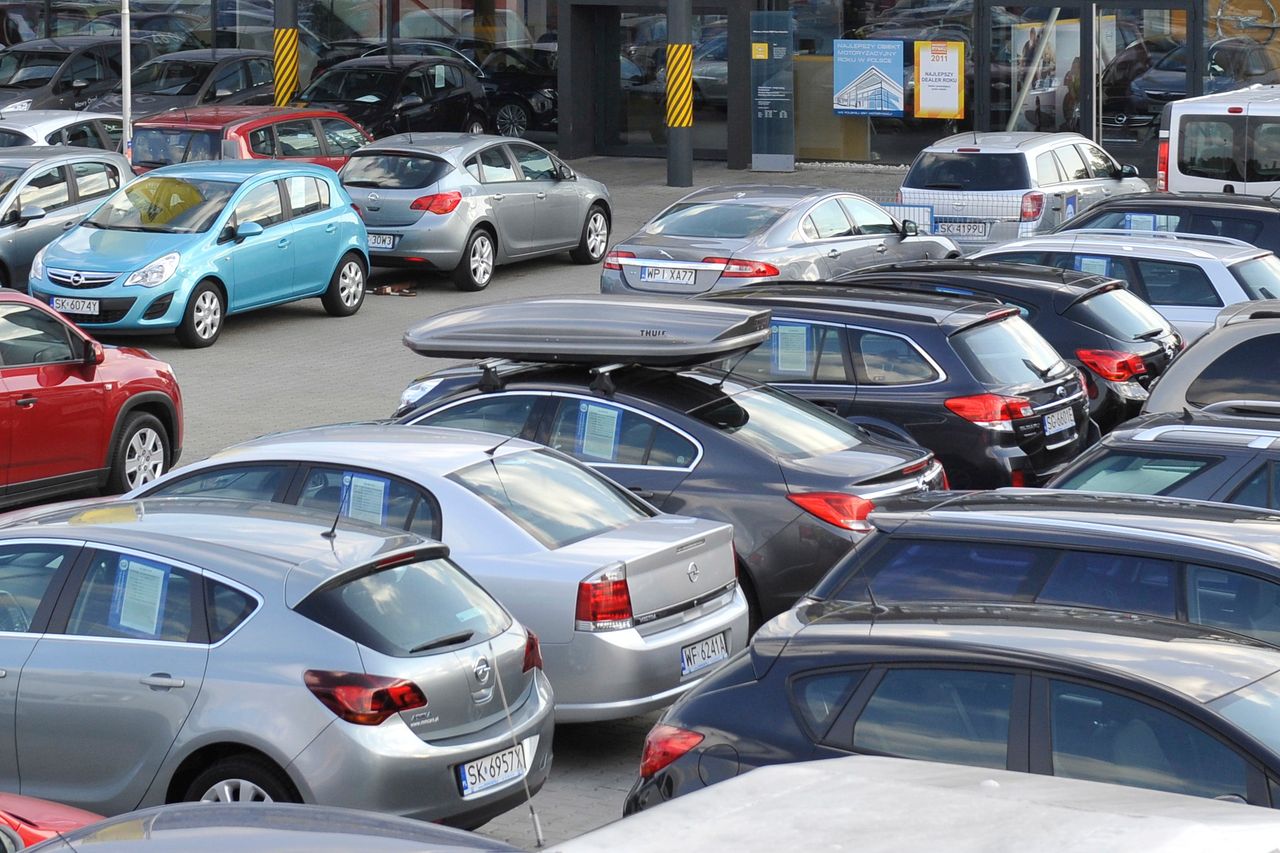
[1067,228,1257,249]
[1217,300,1280,326]
[1131,423,1280,449]
[1201,399,1280,417]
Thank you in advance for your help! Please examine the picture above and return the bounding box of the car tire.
[570,204,609,264]
[321,252,366,317]
[465,113,488,135]
[183,755,298,805]
[452,228,495,291]
[495,100,531,137]
[176,281,224,348]
[106,412,170,494]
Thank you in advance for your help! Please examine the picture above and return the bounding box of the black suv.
[1055,192,1280,256]
[806,489,1280,647]
[1051,410,1280,510]
[698,285,1091,489]
[837,261,1182,432]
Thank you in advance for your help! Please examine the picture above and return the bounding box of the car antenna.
[484,434,516,457]
[713,347,753,389]
[1181,406,1195,423]
[321,504,343,540]
[486,637,545,847]
[866,583,887,617]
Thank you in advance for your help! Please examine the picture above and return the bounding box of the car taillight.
[945,393,1035,432]
[703,256,781,278]
[523,628,543,672]
[575,563,633,631]
[1009,470,1028,487]
[303,670,427,726]
[787,492,876,533]
[1076,348,1148,382]
[1020,191,1045,222]
[410,191,462,214]
[603,249,634,271]
[1156,139,1169,192]
[638,724,705,779]
[940,468,950,489]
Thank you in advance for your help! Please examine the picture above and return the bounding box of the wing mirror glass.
[900,219,918,237]
[234,220,264,241]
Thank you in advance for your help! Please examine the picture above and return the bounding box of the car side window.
[320,118,366,156]
[839,196,898,235]
[61,50,105,88]
[400,70,429,100]
[477,146,518,182]
[464,156,481,180]
[1180,118,1243,182]
[285,176,328,217]
[17,166,71,213]
[413,394,537,438]
[248,127,276,156]
[275,120,322,157]
[852,668,1015,769]
[62,121,101,149]
[231,181,286,229]
[1186,335,1280,408]
[206,578,256,642]
[1079,143,1118,178]
[65,550,199,643]
[1228,461,1280,510]
[0,543,78,633]
[1133,260,1222,307]
[72,161,119,202]
[1187,564,1280,645]
[144,464,294,501]
[832,538,1056,603]
[792,669,867,738]
[0,304,75,365]
[246,58,273,87]
[1035,551,1177,618]
[1048,680,1248,800]
[1064,253,1124,281]
[208,61,249,100]
[806,199,854,239]
[1035,151,1063,185]
[985,250,1048,265]
[1053,144,1090,181]
[295,467,441,538]
[1186,213,1263,244]
[548,399,697,468]
[444,65,464,88]
[734,321,850,384]
[849,330,939,385]
[509,143,556,181]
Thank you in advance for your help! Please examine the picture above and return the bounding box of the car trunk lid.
[613,234,757,294]
[343,151,455,228]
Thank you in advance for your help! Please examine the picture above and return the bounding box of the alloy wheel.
[123,427,164,488]
[200,778,274,804]
[338,260,364,307]
[193,290,222,340]
[586,211,608,259]
[470,234,493,285]
[496,104,528,137]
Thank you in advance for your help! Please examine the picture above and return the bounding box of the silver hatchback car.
[340,133,612,291]
[0,498,554,828]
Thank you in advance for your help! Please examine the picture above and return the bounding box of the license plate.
[51,297,99,316]
[639,266,696,284]
[368,233,396,250]
[681,631,729,676]
[936,222,989,237]
[1044,407,1075,435]
[457,740,529,797]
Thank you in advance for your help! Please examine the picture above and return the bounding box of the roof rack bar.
[589,363,625,395]
[1131,424,1280,444]
[1067,229,1256,249]
[478,359,506,393]
[1201,400,1280,417]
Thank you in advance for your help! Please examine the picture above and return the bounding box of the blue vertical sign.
[751,11,794,173]
[833,40,905,117]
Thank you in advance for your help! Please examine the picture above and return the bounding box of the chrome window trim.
[1132,424,1280,448]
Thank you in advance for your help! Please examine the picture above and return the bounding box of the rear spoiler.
[293,543,449,608]
[1059,279,1124,313]
[947,305,1019,335]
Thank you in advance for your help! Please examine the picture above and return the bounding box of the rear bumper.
[364,217,472,271]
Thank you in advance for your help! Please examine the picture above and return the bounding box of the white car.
[0,110,122,149]
[971,229,1280,341]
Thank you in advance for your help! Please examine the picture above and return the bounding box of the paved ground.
[98,155,907,847]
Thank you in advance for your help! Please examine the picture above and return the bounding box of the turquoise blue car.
[29,160,369,347]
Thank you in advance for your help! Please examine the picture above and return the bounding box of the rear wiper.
[1022,358,1052,380]
[343,180,379,187]
[410,629,474,654]
[1134,327,1166,341]
[922,183,964,189]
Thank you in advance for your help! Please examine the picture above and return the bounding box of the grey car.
[86,49,276,117]
[340,133,612,291]
[0,109,121,149]
[0,146,131,290]
[0,37,154,113]
[0,498,554,828]
[598,185,958,296]
[130,424,748,723]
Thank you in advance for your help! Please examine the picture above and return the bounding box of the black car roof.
[13,36,120,50]
[840,261,1122,306]
[331,55,466,70]
[152,48,269,62]
[1086,192,1280,212]
[701,284,1011,332]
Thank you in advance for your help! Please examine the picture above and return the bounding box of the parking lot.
[93,156,904,847]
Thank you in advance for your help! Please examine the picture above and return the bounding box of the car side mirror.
[84,339,105,365]
[214,88,233,98]
[900,219,918,237]
[70,78,90,89]
[1118,164,1140,179]
[234,221,264,242]
[18,204,45,223]
[395,93,423,112]
[557,163,575,181]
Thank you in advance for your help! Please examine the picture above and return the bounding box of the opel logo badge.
[1056,386,1067,397]
[70,272,83,286]
[367,192,380,202]
[1114,113,1128,125]
[473,657,491,684]
[687,562,700,583]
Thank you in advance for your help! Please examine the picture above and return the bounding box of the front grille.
[81,297,136,324]
[48,269,121,289]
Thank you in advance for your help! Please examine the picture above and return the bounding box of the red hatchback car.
[0,290,182,506]
[130,106,373,172]
[0,792,101,848]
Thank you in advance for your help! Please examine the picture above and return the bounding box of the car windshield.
[646,202,788,239]
[952,315,1071,387]
[1230,255,1280,300]
[1067,286,1172,341]
[1052,451,1215,494]
[84,176,238,233]
[0,164,26,196]
[300,68,399,103]
[131,128,221,167]
[902,152,1031,190]
[341,153,453,189]
[132,59,212,96]
[1210,672,1280,755]
[686,378,867,459]
[449,449,652,549]
[0,50,66,88]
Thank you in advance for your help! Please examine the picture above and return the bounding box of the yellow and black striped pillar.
[665,43,694,131]
[273,26,300,106]
[665,0,693,187]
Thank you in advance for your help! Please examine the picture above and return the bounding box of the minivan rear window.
[951,316,1069,387]
[1066,287,1171,341]
[1230,254,1280,300]
[902,152,1030,191]
[1177,118,1242,182]
[342,153,453,189]
[647,202,787,239]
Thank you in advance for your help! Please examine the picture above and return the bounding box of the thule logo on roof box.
[640,329,668,337]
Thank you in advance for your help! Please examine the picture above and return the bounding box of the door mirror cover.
[395,93,424,111]
[234,220,264,241]
[214,88,234,98]
[18,204,45,223]
[71,78,90,89]
[84,339,105,365]
[1119,164,1140,179]
[900,219,918,237]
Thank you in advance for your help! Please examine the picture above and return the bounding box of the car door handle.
[536,192,546,200]
[875,243,888,253]
[276,238,290,248]
[140,673,185,690]
[15,396,36,408]
[61,220,75,230]
[0,669,7,678]
[628,486,656,499]
[325,224,336,233]
[826,249,840,258]
[492,194,504,202]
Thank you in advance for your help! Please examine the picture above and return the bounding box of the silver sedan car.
[0,498,554,828]
[340,133,612,291]
[130,424,750,723]
[599,185,959,296]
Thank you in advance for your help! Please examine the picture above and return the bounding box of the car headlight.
[29,246,45,280]
[399,377,443,413]
[124,252,180,288]
[1,99,31,112]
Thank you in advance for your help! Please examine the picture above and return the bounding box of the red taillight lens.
[639,724,705,778]
[304,670,427,726]
[523,628,543,672]
[1157,140,1169,192]
[410,191,462,214]
[603,249,635,271]
[1009,470,1027,487]
[703,256,781,278]
[575,563,633,631]
[940,469,950,489]
[1020,191,1045,222]
[787,492,876,532]
[1076,348,1148,382]
[945,393,1035,430]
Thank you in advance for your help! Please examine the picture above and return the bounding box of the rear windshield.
[0,129,31,147]
[342,153,452,189]
[646,201,787,239]
[902,152,1031,191]
[296,557,510,657]
[1052,452,1215,495]
[1230,255,1280,300]
[131,128,221,168]
[132,59,213,96]
[450,449,652,549]
[1067,287,1171,341]
[951,315,1070,387]
[687,381,866,459]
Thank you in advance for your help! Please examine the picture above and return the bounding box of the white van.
[1159,84,1280,195]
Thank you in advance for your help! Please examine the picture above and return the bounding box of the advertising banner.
[833,39,904,117]
[914,40,964,120]
[752,11,795,172]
